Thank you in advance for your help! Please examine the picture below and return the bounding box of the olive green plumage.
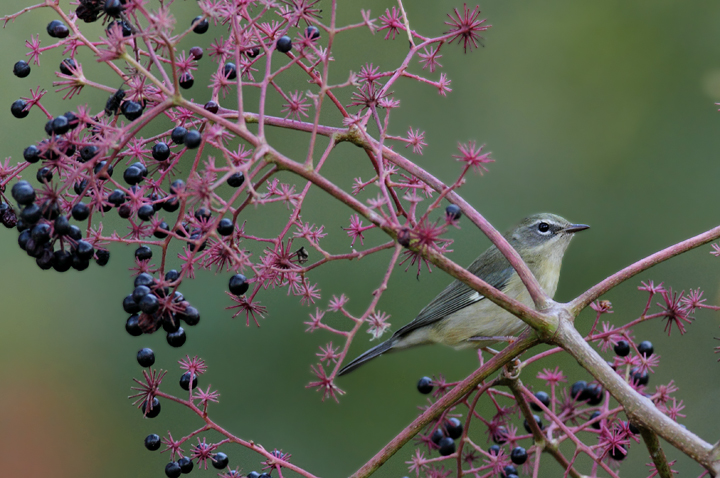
[338,213,589,376]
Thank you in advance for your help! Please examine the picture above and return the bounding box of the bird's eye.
[537,222,550,233]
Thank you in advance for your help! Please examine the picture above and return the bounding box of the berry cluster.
[132,348,284,478]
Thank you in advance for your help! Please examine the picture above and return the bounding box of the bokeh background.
[0,1,719,477]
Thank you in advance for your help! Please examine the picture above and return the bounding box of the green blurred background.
[0,1,719,477]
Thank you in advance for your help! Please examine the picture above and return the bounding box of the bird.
[338,213,589,376]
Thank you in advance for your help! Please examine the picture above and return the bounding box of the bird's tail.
[338,338,396,376]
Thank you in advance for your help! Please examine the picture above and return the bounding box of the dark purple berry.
[589,410,602,430]
[47,20,69,38]
[137,204,155,221]
[178,456,193,474]
[167,327,186,347]
[126,314,143,336]
[154,221,169,238]
[23,145,40,163]
[217,218,233,236]
[276,35,292,53]
[531,391,550,411]
[438,437,455,456]
[165,462,181,478]
[142,397,161,418]
[510,446,527,465]
[417,376,433,394]
[13,60,30,78]
[446,204,461,220]
[139,293,159,314]
[204,100,219,114]
[609,444,627,461]
[178,306,200,326]
[523,414,543,433]
[211,452,229,469]
[54,215,71,236]
[95,249,110,266]
[135,245,153,261]
[37,167,53,183]
[638,340,653,357]
[137,347,155,367]
[570,380,588,401]
[584,383,603,405]
[80,145,98,162]
[444,417,463,439]
[11,99,29,118]
[108,189,126,206]
[59,58,76,76]
[227,172,245,187]
[75,240,95,260]
[189,46,203,60]
[228,273,249,295]
[21,204,41,224]
[145,434,161,451]
[12,180,35,205]
[183,130,202,149]
[630,367,649,386]
[171,126,187,144]
[134,272,155,287]
[191,16,209,34]
[104,0,124,17]
[179,72,194,89]
[180,371,198,391]
[614,340,630,357]
[223,62,237,80]
[121,100,143,121]
[94,161,114,179]
[152,142,170,161]
[123,294,140,314]
[305,25,320,40]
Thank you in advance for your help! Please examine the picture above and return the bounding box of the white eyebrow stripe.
[469,292,483,302]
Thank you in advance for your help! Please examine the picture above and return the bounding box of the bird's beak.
[563,224,590,234]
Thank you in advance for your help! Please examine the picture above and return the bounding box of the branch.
[349,332,539,478]
[638,425,674,478]
[569,224,720,314]
[553,318,718,474]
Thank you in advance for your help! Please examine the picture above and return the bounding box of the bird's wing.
[393,246,515,338]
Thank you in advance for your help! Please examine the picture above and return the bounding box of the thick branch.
[553,318,718,473]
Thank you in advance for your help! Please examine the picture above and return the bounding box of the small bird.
[338,213,589,376]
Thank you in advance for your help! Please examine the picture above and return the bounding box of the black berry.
[217,218,234,236]
[12,181,35,205]
[165,462,181,478]
[609,444,627,461]
[227,172,245,187]
[276,35,292,53]
[531,391,550,411]
[123,294,141,314]
[178,306,200,326]
[135,245,153,261]
[570,380,588,401]
[11,99,29,118]
[13,60,30,78]
[152,142,170,161]
[80,145,99,162]
[145,433,161,451]
[212,452,229,469]
[180,371,198,391]
[59,58,76,76]
[438,436,455,456]
[142,397,161,418]
[171,126,187,144]
[167,327,186,347]
[614,340,630,357]
[23,145,40,163]
[446,204,461,220]
[126,314,143,336]
[523,414,543,433]
[510,446,527,465]
[444,417,463,439]
[36,167,53,183]
[305,25,320,40]
[139,293,159,314]
[584,383,603,405]
[589,410,602,430]
[630,367,649,386]
[417,376,433,394]
[137,347,155,367]
[96,249,110,266]
[121,100,143,121]
[223,63,237,80]
[638,340,654,357]
[183,130,202,149]
[191,16,209,34]
[94,161,114,179]
[137,204,155,221]
[179,72,194,89]
[47,20,69,38]
[104,0,124,17]
[204,100,219,114]
[178,456,193,474]
[228,273,249,295]
[135,272,155,287]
